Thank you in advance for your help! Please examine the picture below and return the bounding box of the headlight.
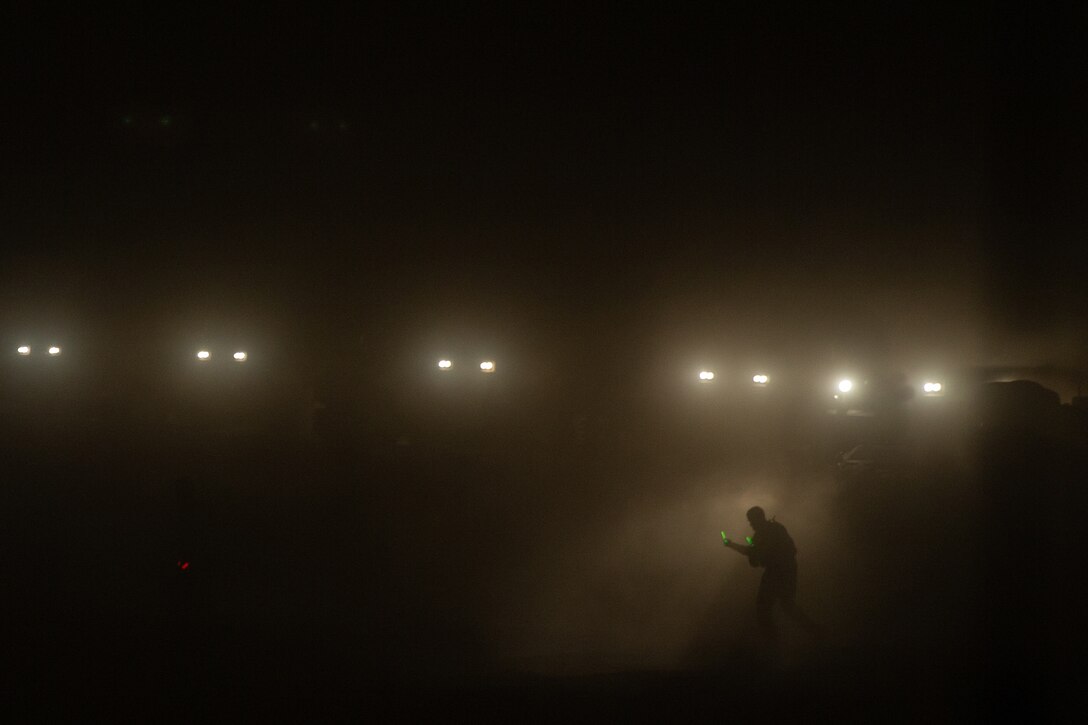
[17,345,30,355]
[196,350,211,361]
[838,379,854,393]
[923,381,943,393]
[752,374,769,385]
[480,361,496,373]
[48,346,61,356]
[437,359,453,370]
[233,351,247,362]
[698,370,715,381]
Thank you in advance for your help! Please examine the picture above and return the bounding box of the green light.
[159,115,172,126]
[721,531,729,544]
[746,536,753,546]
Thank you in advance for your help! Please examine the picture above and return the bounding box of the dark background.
[2,2,1087,720]
[3,2,1086,364]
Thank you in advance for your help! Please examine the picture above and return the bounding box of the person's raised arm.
[722,532,756,560]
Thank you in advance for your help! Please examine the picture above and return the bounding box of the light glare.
[17,345,30,355]
[924,381,943,393]
[752,374,769,385]
[480,361,495,372]
[48,346,61,356]
[698,371,715,381]
[196,350,210,360]
[233,351,247,361]
[838,379,854,393]
[438,359,452,369]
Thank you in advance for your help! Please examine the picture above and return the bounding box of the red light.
[177,561,190,571]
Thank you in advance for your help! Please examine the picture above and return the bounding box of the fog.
[4,324,1087,719]
[5,2,1088,718]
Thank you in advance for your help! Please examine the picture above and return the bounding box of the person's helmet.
[746,506,766,524]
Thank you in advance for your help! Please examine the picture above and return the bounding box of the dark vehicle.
[970,380,1061,432]
[835,443,918,484]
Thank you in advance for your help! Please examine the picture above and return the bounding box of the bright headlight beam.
[924,381,943,393]
[196,350,210,360]
[480,361,495,372]
[698,371,715,381]
[438,359,452,370]
[233,351,247,362]
[48,346,61,356]
[838,379,854,393]
[752,374,769,385]
[17,345,30,355]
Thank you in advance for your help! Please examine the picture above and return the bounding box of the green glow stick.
[746,536,753,546]
[721,531,730,544]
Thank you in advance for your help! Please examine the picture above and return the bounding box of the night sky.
[3,3,1085,376]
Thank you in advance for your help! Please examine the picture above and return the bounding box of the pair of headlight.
[196,350,247,362]
[834,379,944,394]
[16,345,61,356]
[437,359,495,373]
[697,371,769,384]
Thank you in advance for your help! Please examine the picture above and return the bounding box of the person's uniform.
[747,519,801,640]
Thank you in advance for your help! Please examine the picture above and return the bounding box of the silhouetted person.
[725,506,821,646]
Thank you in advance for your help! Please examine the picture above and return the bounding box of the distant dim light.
[17,345,30,355]
[438,359,452,370]
[480,361,495,372]
[196,350,210,360]
[48,346,61,356]
[233,351,247,362]
[698,371,715,381]
[838,379,854,393]
[752,374,769,385]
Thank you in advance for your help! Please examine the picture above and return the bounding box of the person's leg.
[756,575,778,644]
[779,574,823,640]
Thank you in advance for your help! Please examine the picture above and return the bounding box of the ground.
[3,395,1085,720]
